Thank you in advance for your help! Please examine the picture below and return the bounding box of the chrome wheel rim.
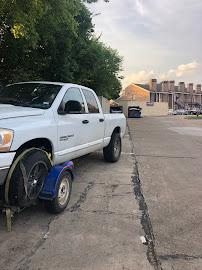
[58,177,70,206]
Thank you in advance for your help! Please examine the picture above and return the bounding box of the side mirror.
[64,100,82,114]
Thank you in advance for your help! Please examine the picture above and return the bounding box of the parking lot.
[0,128,151,270]
[129,116,202,270]
[1,115,202,270]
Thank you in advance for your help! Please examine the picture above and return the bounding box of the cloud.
[159,61,199,80]
[123,70,155,87]
[87,1,202,86]
[123,61,200,87]
[135,0,146,16]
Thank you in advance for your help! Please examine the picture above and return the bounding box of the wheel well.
[66,169,74,181]
[16,138,53,159]
[112,127,121,135]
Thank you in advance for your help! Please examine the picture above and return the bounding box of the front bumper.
[0,152,16,185]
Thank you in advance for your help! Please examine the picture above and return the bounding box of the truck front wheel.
[103,132,122,162]
[7,149,52,207]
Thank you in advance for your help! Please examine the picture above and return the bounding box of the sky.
[87,0,202,88]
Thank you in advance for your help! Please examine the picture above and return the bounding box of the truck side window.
[60,87,85,114]
[82,89,100,113]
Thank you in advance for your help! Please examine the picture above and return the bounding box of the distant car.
[189,109,199,115]
[128,106,142,118]
[173,109,185,115]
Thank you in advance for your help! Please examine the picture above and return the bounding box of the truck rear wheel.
[7,149,51,207]
[103,132,122,162]
[44,171,72,214]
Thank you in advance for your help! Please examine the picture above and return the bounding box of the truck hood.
[0,104,45,120]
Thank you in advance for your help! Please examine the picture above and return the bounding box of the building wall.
[126,80,202,110]
[119,80,202,114]
[195,95,201,104]
[123,84,150,102]
[118,100,168,117]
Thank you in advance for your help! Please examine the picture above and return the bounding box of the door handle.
[82,120,89,124]
[99,118,104,122]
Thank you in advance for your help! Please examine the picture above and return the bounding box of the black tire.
[8,149,51,207]
[103,132,122,162]
[45,171,72,214]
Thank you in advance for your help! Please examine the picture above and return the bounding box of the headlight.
[0,129,14,152]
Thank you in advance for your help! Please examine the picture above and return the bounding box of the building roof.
[136,84,149,90]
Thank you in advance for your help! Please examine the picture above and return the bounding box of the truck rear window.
[82,89,100,113]
[0,83,62,109]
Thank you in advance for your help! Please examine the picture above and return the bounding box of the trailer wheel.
[7,149,51,207]
[45,171,72,214]
[103,132,122,162]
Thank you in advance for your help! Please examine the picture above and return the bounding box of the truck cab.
[0,82,126,188]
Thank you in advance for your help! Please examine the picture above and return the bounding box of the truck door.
[81,88,105,148]
[56,87,89,162]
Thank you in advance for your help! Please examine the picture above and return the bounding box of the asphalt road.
[129,116,202,270]
[0,129,152,270]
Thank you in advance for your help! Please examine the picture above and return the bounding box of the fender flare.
[39,161,74,201]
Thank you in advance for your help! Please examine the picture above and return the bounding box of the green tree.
[74,38,122,99]
[0,0,79,83]
[0,0,122,99]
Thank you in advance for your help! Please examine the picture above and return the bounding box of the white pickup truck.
[0,82,126,212]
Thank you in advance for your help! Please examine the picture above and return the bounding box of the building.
[116,82,168,117]
[148,79,202,110]
[116,79,202,117]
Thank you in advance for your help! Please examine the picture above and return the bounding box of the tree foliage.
[0,0,121,99]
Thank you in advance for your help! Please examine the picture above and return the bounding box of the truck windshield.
[0,83,62,109]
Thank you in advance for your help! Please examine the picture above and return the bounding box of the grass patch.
[185,115,202,119]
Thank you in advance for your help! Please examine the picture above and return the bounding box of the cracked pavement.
[129,116,202,270]
[2,115,201,270]
[0,128,152,270]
